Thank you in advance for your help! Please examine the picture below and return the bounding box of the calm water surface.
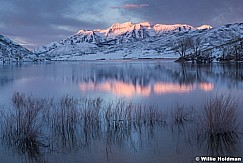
[0,60,243,163]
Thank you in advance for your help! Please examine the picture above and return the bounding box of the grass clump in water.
[1,92,48,162]
[196,94,241,155]
[202,95,239,135]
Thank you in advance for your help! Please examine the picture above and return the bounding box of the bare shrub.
[49,95,81,150]
[195,94,241,155]
[171,104,194,125]
[202,95,239,135]
[1,92,47,161]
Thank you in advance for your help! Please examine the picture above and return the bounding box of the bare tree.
[228,37,243,61]
[203,50,213,62]
[192,37,202,57]
[217,37,243,62]
[0,45,10,62]
[220,45,228,60]
[173,37,193,58]
[234,38,243,61]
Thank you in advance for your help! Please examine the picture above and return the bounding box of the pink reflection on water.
[199,82,214,92]
[79,81,214,97]
[80,81,151,97]
[154,82,194,95]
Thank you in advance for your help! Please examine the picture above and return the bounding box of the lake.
[0,59,243,163]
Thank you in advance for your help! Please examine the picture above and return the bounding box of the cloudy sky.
[0,0,243,49]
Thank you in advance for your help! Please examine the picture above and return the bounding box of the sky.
[0,0,243,50]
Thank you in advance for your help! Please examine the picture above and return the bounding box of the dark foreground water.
[0,60,243,163]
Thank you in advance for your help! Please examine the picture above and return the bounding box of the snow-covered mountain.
[0,35,34,62]
[33,22,243,60]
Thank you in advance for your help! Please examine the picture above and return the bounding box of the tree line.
[173,36,243,63]
[0,45,23,62]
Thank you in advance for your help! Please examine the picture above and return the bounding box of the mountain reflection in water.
[79,81,214,97]
[0,60,243,162]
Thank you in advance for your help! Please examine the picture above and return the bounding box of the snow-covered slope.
[34,22,243,60]
[0,35,35,62]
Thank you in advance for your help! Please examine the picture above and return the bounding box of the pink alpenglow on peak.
[76,29,94,35]
[34,22,243,62]
[76,22,213,37]
[110,22,133,31]
[153,24,195,33]
[197,24,213,30]
[72,22,214,43]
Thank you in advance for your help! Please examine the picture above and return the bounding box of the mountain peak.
[110,22,133,30]
[34,22,243,61]
[76,22,214,36]
[76,29,94,35]
[197,24,213,30]
[73,22,209,43]
[138,22,151,27]
[153,24,195,33]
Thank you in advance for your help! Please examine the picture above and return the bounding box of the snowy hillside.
[33,22,243,61]
[0,35,35,62]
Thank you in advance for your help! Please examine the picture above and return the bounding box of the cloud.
[0,22,5,28]
[125,0,243,27]
[0,0,243,49]
[0,0,114,48]
[0,0,147,49]
[50,25,79,33]
[9,36,35,47]
[66,1,145,28]
[112,4,149,9]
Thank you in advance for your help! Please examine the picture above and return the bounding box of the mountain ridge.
[0,35,35,62]
[1,22,242,62]
[33,22,215,60]
[11,22,243,61]
[76,22,212,34]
